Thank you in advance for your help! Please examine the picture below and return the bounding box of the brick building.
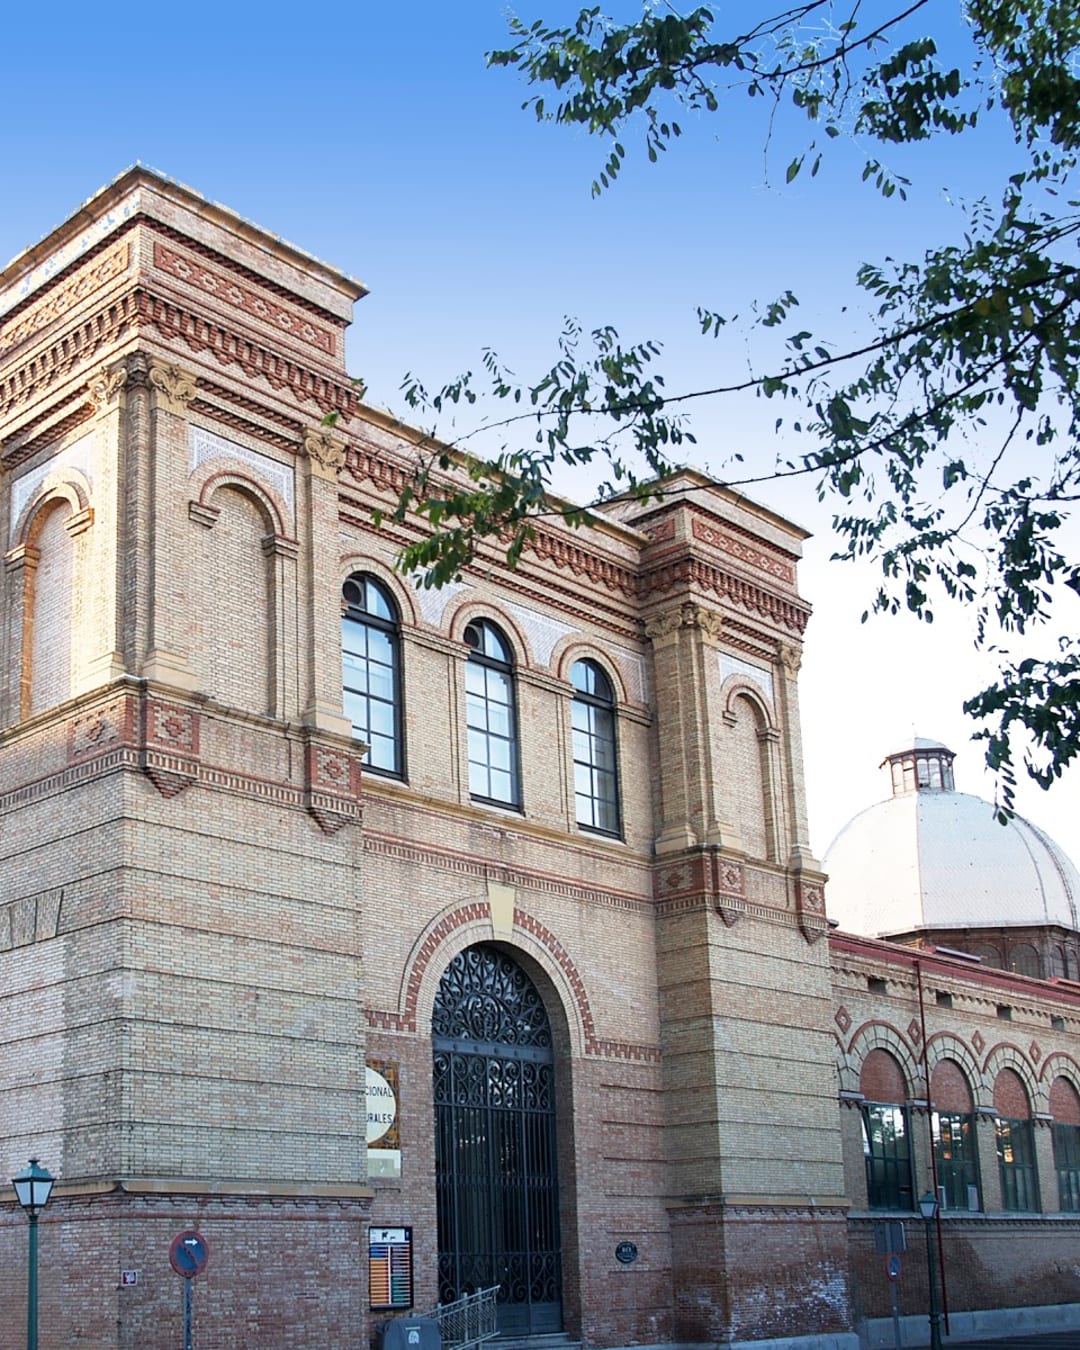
[0,168,1077,1350]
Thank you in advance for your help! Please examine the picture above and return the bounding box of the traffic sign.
[169,1231,209,1278]
[885,1253,902,1282]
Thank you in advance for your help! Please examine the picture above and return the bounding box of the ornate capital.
[778,642,803,677]
[644,607,684,642]
[302,427,346,480]
[644,601,723,644]
[685,603,723,641]
[87,361,128,412]
[149,361,198,416]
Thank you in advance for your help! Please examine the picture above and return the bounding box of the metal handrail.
[426,1285,500,1350]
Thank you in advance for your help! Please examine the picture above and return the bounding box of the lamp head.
[918,1190,939,1220]
[12,1159,54,1216]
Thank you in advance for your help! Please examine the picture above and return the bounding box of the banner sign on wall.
[367,1060,401,1178]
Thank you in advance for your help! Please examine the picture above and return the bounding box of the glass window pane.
[341,585,401,778]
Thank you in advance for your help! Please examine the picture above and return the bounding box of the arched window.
[570,659,620,836]
[860,1049,914,1211]
[994,1068,1039,1212]
[931,1059,980,1211]
[464,619,520,807]
[1050,1077,1080,1212]
[342,574,402,777]
[1009,943,1041,978]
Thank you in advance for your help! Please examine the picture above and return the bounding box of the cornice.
[363,830,652,912]
[137,291,357,421]
[644,556,811,634]
[187,397,300,456]
[0,167,366,314]
[829,932,1080,1008]
[0,686,362,834]
[0,293,139,442]
[143,218,352,327]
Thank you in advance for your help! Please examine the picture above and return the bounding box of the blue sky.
[2,1,1076,854]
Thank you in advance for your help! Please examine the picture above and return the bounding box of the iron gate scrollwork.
[433,945,563,1335]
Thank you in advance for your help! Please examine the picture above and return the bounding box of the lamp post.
[12,1159,55,1350]
[918,1190,944,1350]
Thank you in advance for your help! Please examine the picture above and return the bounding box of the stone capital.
[149,360,198,416]
[778,642,803,677]
[87,361,128,413]
[302,427,346,480]
[644,602,723,646]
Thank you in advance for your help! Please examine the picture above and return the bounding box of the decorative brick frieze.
[796,875,828,944]
[0,240,132,358]
[691,513,797,584]
[144,216,350,326]
[138,293,357,420]
[67,697,134,762]
[140,695,201,798]
[153,241,337,357]
[0,293,140,434]
[303,734,363,834]
[644,556,811,633]
[188,397,299,455]
[640,518,675,544]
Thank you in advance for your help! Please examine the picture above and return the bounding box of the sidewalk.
[921,1334,1080,1349]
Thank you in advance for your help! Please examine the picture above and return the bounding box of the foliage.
[391,0,1080,808]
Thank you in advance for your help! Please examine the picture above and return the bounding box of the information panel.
[369,1226,413,1311]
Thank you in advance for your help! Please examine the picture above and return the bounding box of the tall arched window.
[931,1059,981,1211]
[860,1049,914,1210]
[464,619,520,806]
[342,574,403,777]
[1050,1076,1080,1212]
[570,659,620,836]
[994,1068,1039,1212]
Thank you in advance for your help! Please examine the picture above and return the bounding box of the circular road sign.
[885,1254,902,1282]
[169,1231,209,1278]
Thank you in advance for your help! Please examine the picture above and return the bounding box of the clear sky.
[2,0,1076,859]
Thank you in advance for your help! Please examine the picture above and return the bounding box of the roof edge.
[0,165,369,304]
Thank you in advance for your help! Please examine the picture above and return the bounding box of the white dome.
[823,743,1080,938]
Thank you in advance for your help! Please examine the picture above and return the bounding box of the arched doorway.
[433,944,563,1335]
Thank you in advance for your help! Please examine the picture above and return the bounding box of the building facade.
[0,169,1078,1350]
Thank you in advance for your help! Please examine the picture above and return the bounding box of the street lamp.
[918,1190,944,1350]
[12,1159,55,1350]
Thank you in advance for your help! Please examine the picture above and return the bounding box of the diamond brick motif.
[972,1030,986,1054]
[908,1018,922,1045]
[835,1006,852,1033]
[1030,1041,1042,1064]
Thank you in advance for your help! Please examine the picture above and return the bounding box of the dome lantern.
[882,737,955,795]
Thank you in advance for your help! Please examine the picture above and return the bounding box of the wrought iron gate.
[433,945,563,1336]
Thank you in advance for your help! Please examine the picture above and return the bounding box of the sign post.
[169,1231,209,1350]
[885,1253,902,1350]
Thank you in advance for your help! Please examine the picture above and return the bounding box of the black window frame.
[995,1116,1040,1212]
[463,619,521,809]
[932,1110,981,1211]
[342,573,404,779]
[861,1101,914,1211]
[1053,1122,1080,1212]
[570,658,621,838]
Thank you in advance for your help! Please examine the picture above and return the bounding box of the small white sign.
[120,1270,139,1287]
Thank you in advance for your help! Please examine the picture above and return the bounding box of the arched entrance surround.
[432,944,564,1335]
